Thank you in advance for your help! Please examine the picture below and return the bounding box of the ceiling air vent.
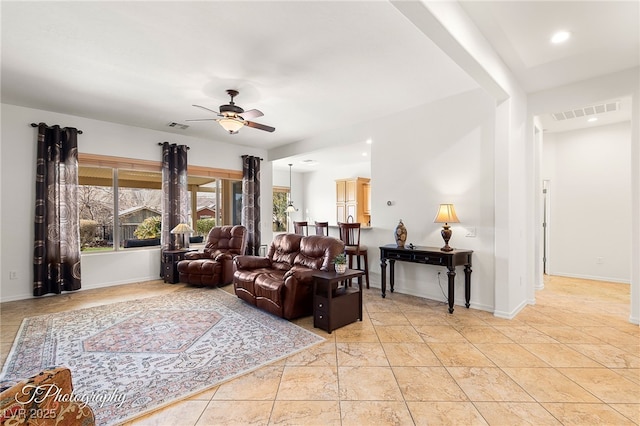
[551,101,619,121]
[167,122,189,130]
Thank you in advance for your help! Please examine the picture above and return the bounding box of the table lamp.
[171,223,193,249]
[433,204,459,252]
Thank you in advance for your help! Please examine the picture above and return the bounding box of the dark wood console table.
[379,245,473,313]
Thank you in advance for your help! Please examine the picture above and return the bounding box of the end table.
[161,249,192,284]
[312,269,364,333]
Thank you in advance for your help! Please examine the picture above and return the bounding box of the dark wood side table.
[312,269,364,333]
[161,249,192,284]
[379,245,473,313]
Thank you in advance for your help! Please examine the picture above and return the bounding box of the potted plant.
[333,253,347,274]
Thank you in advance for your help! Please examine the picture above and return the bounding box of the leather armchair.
[177,225,247,286]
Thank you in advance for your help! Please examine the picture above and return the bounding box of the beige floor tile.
[474,402,561,425]
[365,299,401,313]
[567,343,640,368]
[338,366,404,401]
[578,326,640,346]
[445,312,489,326]
[520,343,602,367]
[196,400,273,426]
[610,403,640,424]
[428,343,496,367]
[541,402,636,425]
[502,368,600,403]
[393,366,468,401]
[455,325,513,343]
[615,368,640,385]
[334,324,379,343]
[381,342,442,366]
[212,365,283,400]
[336,342,389,367]
[340,400,414,425]
[269,400,341,425]
[474,343,549,367]
[188,386,218,401]
[284,340,337,367]
[368,311,411,326]
[414,325,468,343]
[406,401,488,425]
[127,400,209,426]
[404,310,451,326]
[446,367,534,402]
[532,325,603,344]
[276,366,338,400]
[558,367,640,403]
[492,325,559,344]
[374,325,423,343]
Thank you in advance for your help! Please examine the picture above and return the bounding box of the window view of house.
[272,186,289,232]
[78,161,243,251]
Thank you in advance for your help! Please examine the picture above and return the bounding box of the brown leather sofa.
[233,233,345,319]
[177,225,247,286]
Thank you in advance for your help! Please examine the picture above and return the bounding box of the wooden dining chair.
[314,221,329,236]
[337,222,370,288]
[293,221,308,236]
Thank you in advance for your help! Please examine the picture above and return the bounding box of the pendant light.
[285,163,297,213]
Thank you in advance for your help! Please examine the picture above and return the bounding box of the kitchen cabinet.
[335,177,370,225]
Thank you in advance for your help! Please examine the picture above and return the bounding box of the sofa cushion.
[268,234,303,270]
[295,235,344,271]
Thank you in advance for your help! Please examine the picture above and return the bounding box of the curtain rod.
[157,142,190,150]
[30,122,83,134]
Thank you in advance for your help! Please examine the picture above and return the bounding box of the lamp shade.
[433,204,460,224]
[170,223,193,234]
[285,203,297,213]
[218,117,244,134]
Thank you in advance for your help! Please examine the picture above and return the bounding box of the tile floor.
[1,275,638,425]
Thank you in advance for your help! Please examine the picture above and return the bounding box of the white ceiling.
[2,1,638,171]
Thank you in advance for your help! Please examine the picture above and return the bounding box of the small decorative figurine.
[395,219,407,248]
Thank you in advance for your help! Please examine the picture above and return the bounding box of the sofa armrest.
[184,251,205,260]
[284,266,316,283]
[214,252,233,262]
[234,255,271,270]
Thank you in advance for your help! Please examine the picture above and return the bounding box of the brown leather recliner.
[233,234,345,319]
[177,225,247,286]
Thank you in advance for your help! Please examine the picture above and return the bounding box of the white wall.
[272,89,496,311]
[0,103,269,302]
[543,122,631,282]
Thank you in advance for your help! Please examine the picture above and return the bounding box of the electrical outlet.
[9,271,17,280]
[596,257,604,264]
[465,227,477,238]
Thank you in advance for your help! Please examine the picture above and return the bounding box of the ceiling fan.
[187,89,275,134]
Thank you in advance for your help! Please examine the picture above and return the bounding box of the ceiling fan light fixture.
[218,117,244,134]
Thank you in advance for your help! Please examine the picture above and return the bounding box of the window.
[272,186,289,232]
[79,154,242,251]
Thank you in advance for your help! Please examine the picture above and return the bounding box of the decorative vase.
[335,264,347,274]
[395,219,407,248]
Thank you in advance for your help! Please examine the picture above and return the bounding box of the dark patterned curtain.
[241,155,261,255]
[161,142,188,251]
[33,123,81,296]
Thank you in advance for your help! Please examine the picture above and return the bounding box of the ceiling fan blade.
[185,118,218,122]
[246,121,275,132]
[192,104,220,115]
[240,109,264,120]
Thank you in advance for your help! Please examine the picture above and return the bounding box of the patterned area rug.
[1,288,324,425]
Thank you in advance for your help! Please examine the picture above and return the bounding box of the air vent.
[551,101,619,121]
[167,122,189,130]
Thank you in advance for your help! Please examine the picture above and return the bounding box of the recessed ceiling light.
[365,139,372,145]
[362,152,368,157]
[301,159,318,166]
[588,117,598,123]
[551,31,571,44]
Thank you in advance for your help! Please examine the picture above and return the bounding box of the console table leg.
[380,258,387,298]
[447,268,456,313]
[390,260,396,293]
[464,264,472,309]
